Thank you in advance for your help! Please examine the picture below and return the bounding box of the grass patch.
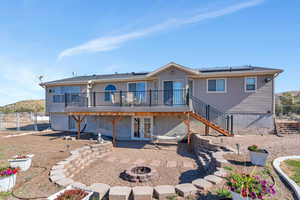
[0,192,11,200]
[283,159,300,184]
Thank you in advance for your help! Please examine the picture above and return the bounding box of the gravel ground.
[74,142,200,187]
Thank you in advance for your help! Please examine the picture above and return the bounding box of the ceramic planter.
[8,154,34,171]
[230,191,254,200]
[48,185,94,200]
[0,174,16,192]
[249,150,268,166]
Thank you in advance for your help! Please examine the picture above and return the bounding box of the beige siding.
[193,75,274,114]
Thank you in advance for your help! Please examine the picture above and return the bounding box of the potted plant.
[8,154,34,171]
[248,145,268,166]
[48,185,94,200]
[225,172,276,200]
[0,167,19,192]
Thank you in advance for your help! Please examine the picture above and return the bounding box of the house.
[40,62,282,142]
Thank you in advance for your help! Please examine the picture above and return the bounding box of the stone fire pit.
[122,165,158,182]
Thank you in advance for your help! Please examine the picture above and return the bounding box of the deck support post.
[205,125,209,136]
[72,115,86,139]
[111,116,122,147]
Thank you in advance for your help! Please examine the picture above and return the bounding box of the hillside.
[0,100,45,113]
[276,90,300,115]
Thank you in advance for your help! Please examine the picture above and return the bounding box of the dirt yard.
[0,132,300,200]
[0,131,91,199]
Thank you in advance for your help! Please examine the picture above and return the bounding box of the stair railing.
[190,95,234,135]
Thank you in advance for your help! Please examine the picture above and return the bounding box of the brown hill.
[0,100,45,113]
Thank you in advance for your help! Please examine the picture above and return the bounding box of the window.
[128,82,146,102]
[207,79,226,92]
[50,86,80,103]
[245,77,257,92]
[104,85,116,101]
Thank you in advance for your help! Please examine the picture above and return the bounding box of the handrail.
[190,95,233,134]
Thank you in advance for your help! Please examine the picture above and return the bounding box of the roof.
[40,62,282,86]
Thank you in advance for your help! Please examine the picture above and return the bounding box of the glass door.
[132,117,153,140]
[163,81,184,105]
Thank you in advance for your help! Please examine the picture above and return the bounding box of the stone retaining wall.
[49,135,232,199]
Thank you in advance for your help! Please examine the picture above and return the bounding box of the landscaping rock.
[55,177,74,187]
[132,186,153,200]
[214,169,227,178]
[154,185,176,200]
[89,183,110,199]
[192,178,213,190]
[204,175,223,184]
[175,183,198,197]
[109,186,132,200]
[71,182,88,190]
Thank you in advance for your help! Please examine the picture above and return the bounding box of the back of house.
[41,62,282,140]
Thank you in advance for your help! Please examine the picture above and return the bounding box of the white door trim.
[131,116,153,140]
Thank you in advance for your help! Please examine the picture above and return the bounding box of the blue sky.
[0,0,299,105]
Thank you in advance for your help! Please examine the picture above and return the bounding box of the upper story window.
[207,79,226,93]
[50,86,80,103]
[104,85,116,101]
[245,77,257,92]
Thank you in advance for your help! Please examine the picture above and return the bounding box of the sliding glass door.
[132,117,153,140]
[163,81,184,105]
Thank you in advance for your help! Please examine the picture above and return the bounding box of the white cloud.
[58,0,264,59]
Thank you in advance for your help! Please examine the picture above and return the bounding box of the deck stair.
[276,121,300,134]
[189,95,233,136]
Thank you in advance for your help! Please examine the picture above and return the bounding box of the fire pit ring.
[122,165,158,182]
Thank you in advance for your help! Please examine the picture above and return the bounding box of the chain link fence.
[0,112,50,131]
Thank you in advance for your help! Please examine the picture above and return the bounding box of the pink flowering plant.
[0,167,19,177]
[225,172,276,199]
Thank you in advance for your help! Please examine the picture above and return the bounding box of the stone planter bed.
[49,135,231,199]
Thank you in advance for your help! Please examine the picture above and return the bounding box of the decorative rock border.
[49,135,232,199]
[273,156,300,200]
[49,141,113,188]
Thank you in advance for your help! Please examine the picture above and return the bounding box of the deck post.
[187,112,191,144]
[112,118,116,147]
[205,125,209,136]
[76,116,81,139]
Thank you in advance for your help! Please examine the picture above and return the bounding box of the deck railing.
[61,89,189,107]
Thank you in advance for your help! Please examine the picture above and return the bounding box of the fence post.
[120,90,123,106]
[16,112,20,131]
[34,113,38,131]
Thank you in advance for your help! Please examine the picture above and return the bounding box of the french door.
[131,117,153,140]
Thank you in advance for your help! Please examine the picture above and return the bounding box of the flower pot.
[249,150,268,166]
[48,185,94,200]
[0,174,16,192]
[8,154,34,171]
[230,191,254,200]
